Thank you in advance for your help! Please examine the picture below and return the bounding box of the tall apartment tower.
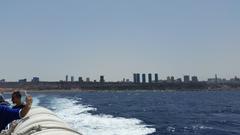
[133,73,137,83]
[215,74,218,83]
[78,77,83,82]
[148,73,152,83]
[100,75,105,83]
[154,73,158,83]
[136,73,140,83]
[171,76,175,82]
[167,76,171,82]
[192,76,198,82]
[184,75,190,83]
[142,74,146,83]
[66,75,68,82]
[71,76,74,82]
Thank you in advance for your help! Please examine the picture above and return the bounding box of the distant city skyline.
[1,73,239,83]
[0,1,239,82]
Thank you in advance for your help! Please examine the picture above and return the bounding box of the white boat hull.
[12,106,82,135]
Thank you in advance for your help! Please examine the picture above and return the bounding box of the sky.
[0,0,239,82]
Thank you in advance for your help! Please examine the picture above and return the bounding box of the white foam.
[49,97,156,135]
[32,96,40,106]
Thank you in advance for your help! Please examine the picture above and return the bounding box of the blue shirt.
[0,105,20,131]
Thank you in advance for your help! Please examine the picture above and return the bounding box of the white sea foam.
[32,96,40,106]
[49,97,156,135]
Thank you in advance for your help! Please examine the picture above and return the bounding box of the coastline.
[1,81,240,93]
[2,87,240,94]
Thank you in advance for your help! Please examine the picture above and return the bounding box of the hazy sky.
[0,0,239,82]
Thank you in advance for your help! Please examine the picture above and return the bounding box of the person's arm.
[20,95,32,118]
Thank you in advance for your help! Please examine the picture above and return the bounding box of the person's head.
[12,91,22,105]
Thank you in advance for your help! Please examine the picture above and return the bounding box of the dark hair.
[12,91,22,98]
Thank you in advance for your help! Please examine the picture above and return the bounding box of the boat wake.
[46,96,156,135]
[5,94,155,135]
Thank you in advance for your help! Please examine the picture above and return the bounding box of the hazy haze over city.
[0,0,239,82]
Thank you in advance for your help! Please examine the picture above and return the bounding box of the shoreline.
[1,81,240,92]
[2,88,240,94]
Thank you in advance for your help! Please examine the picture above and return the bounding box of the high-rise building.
[154,73,158,83]
[136,73,140,83]
[133,73,141,83]
[171,76,175,82]
[71,76,74,82]
[100,75,105,83]
[78,77,83,82]
[184,75,190,82]
[148,73,152,83]
[142,74,146,83]
[167,76,171,82]
[66,75,68,82]
[86,78,90,82]
[215,74,218,83]
[133,73,137,83]
[192,76,198,82]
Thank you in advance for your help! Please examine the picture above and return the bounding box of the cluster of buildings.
[18,77,40,83]
[0,74,240,90]
[133,73,198,83]
[207,74,240,84]
[63,75,105,83]
[0,74,240,85]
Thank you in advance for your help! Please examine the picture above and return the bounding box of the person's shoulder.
[0,102,11,106]
[0,105,13,112]
[0,105,8,109]
[12,104,25,109]
[20,104,25,108]
[12,105,17,109]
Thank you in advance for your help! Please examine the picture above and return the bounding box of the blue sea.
[4,90,240,135]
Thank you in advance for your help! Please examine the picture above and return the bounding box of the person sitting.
[12,91,25,109]
[0,95,32,131]
[0,94,10,106]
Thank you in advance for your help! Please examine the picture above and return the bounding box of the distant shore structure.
[142,74,146,83]
[1,74,239,84]
[154,73,158,83]
[100,75,105,83]
[0,74,240,91]
[66,75,68,82]
[148,73,152,83]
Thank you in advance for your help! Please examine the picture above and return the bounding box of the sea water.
[4,90,240,135]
